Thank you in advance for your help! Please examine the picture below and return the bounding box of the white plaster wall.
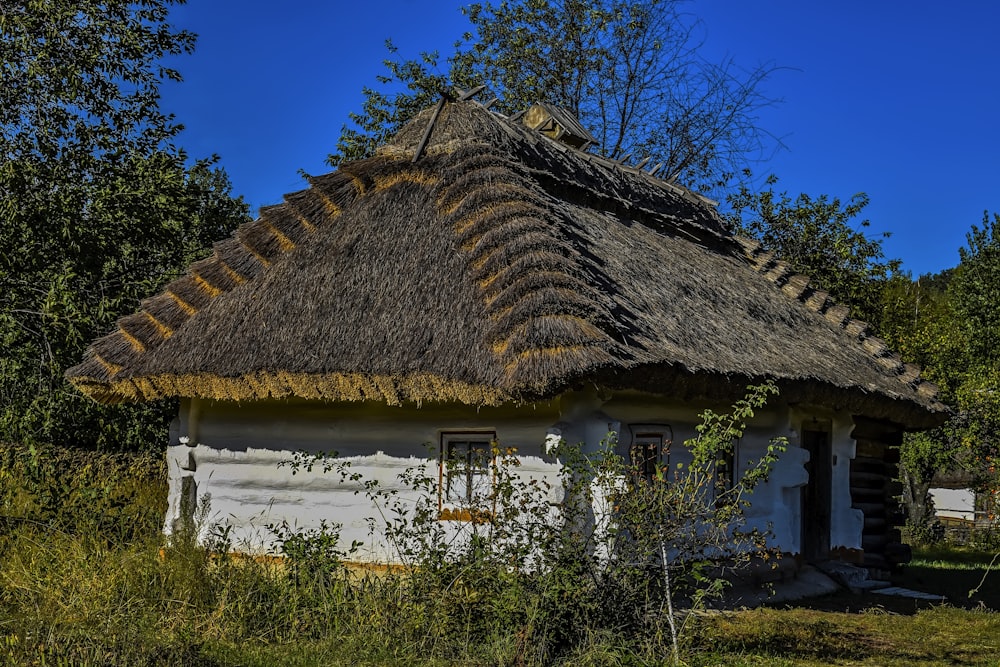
[165,391,865,562]
[600,392,811,554]
[930,488,975,521]
[739,426,809,554]
[167,398,565,561]
[603,393,863,556]
[829,418,864,551]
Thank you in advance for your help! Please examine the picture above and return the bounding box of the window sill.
[438,507,493,523]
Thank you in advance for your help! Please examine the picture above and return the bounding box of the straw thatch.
[67,100,948,428]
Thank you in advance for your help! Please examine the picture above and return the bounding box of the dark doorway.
[801,428,832,561]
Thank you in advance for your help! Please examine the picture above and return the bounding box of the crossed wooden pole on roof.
[412,84,669,183]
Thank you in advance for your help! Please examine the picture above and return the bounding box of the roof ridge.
[493,101,717,207]
[388,100,724,223]
[732,235,944,408]
[457,104,733,246]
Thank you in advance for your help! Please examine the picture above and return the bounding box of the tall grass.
[0,440,581,664]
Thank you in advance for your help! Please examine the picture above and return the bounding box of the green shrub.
[275,382,785,664]
[0,442,166,542]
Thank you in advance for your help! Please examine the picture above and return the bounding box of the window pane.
[443,437,493,503]
[445,441,466,502]
[467,440,492,501]
[632,435,663,480]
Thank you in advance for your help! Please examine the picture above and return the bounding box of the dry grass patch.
[691,604,1000,666]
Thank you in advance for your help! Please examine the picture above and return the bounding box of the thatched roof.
[67,100,948,428]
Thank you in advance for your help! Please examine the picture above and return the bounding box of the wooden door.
[801,428,832,561]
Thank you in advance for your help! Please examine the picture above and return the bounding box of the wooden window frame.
[438,431,496,521]
[627,424,673,482]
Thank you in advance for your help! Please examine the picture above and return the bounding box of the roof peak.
[383,99,721,211]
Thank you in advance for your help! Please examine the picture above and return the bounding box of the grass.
[1,443,999,666]
[695,544,1000,666]
[905,545,1000,610]
[689,605,1000,666]
[3,533,997,666]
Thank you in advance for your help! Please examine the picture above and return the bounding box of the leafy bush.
[969,527,1000,552]
[904,518,947,546]
[278,382,786,663]
[0,442,166,542]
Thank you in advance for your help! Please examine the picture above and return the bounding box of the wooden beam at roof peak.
[412,95,449,163]
[457,84,487,101]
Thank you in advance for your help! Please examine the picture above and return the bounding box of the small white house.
[929,469,995,537]
[68,100,948,572]
[930,487,976,523]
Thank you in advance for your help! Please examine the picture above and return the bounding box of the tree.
[879,271,958,385]
[947,214,1000,494]
[331,41,470,168]
[881,214,1000,535]
[0,1,250,449]
[727,175,899,328]
[951,213,1000,367]
[878,272,960,530]
[725,186,1000,536]
[331,0,781,195]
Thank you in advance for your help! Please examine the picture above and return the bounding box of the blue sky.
[159,1,1000,277]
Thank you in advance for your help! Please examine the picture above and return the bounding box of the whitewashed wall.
[167,398,565,560]
[165,389,865,562]
[829,417,865,551]
[787,405,864,552]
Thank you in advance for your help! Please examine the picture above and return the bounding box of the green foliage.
[267,520,360,596]
[601,383,787,661]
[331,40,481,165]
[278,383,784,664]
[728,175,899,327]
[940,214,1000,491]
[0,441,166,542]
[882,214,1000,530]
[0,0,251,449]
[330,0,781,193]
[880,271,963,397]
[952,212,1000,364]
[955,366,1000,461]
[898,430,956,489]
[880,271,964,531]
